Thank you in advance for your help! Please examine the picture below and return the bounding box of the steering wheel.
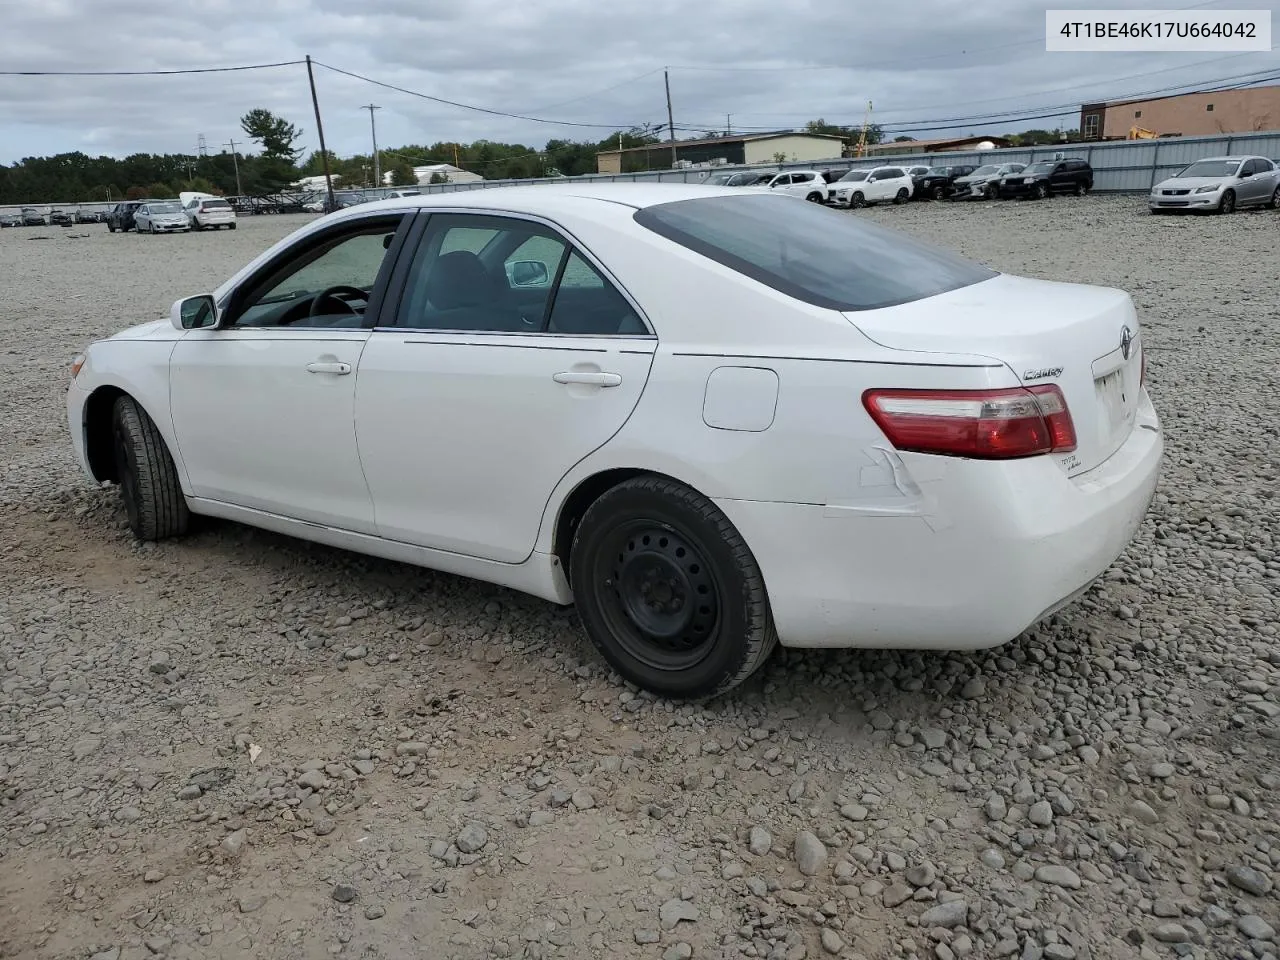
[309,285,368,318]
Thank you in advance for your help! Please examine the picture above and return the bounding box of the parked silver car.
[951,162,1026,200]
[134,201,191,234]
[1149,156,1280,214]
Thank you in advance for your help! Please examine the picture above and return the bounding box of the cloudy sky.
[2,0,1277,165]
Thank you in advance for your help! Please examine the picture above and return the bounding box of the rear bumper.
[716,390,1163,649]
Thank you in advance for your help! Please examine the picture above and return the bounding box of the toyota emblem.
[1120,326,1133,361]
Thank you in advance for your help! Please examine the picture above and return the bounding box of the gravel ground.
[2,196,1278,960]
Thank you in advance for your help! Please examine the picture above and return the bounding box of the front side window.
[230,216,405,328]
[397,214,644,336]
[634,194,996,312]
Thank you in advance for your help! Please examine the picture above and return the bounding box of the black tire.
[569,476,777,700]
[107,223,117,233]
[893,188,909,205]
[931,185,945,200]
[1073,180,1086,196]
[986,184,999,200]
[805,192,823,203]
[1034,182,1049,200]
[1218,189,1235,215]
[112,395,189,542]
[229,222,237,230]
[849,191,866,208]
[1269,185,1280,210]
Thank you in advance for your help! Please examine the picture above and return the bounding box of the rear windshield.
[202,199,232,209]
[150,202,181,213]
[633,194,996,312]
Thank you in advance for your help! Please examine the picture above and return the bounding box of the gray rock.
[663,944,694,960]
[821,929,845,954]
[331,883,357,903]
[570,789,595,811]
[221,829,247,857]
[528,811,555,827]
[312,816,336,837]
[1226,864,1272,896]
[906,862,937,887]
[920,729,948,749]
[634,930,660,945]
[659,898,699,930]
[394,741,430,757]
[342,645,368,660]
[89,950,120,960]
[883,883,914,907]
[1033,865,1081,890]
[794,831,828,877]
[1237,915,1276,940]
[148,652,170,674]
[1150,923,1189,943]
[1028,801,1054,827]
[979,848,1006,869]
[296,769,327,791]
[1148,762,1175,779]
[919,900,968,929]
[456,822,489,854]
[177,784,202,800]
[1127,799,1160,824]
[960,677,986,699]
[749,826,773,856]
[237,896,264,913]
[1043,945,1076,960]
[364,904,385,920]
[985,794,1008,822]
[547,788,572,808]
[839,803,869,822]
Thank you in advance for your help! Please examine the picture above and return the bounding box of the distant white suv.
[183,195,237,231]
[828,166,915,208]
[759,170,828,203]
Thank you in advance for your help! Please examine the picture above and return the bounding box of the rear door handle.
[306,361,352,375]
[553,371,622,387]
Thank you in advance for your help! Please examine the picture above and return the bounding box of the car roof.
[350,182,765,216]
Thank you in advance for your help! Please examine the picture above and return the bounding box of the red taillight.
[862,385,1077,459]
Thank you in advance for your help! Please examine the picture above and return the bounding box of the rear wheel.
[805,192,823,203]
[893,188,909,204]
[107,222,117,233]
[1218,189,1235,215]
[229,222,237,230]
[1073,181,1086,196]
[569,476,777,700]
[1268,185,1280,210]
[111,396,189,542]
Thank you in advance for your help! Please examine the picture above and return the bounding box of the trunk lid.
[844,273,1144,477]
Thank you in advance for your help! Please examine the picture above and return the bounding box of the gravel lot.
[2,195,1278,960]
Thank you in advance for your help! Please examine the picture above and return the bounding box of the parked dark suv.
[999,158,1093,199]
[106,200,146,232]
[913,165,977,200]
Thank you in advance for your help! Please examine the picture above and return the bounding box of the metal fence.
[4,130,1279,216]
[371,129,1280,197]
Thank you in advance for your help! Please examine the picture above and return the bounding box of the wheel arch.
[550,467,717,585]
[82,384,130,483]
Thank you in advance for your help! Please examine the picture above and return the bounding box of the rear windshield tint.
[632,194,996,311]
[202,199,232,209]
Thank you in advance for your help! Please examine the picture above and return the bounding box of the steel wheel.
[597,522,721,672]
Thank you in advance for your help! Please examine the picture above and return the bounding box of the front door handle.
[306,361,352,375]
[553,371,622,387]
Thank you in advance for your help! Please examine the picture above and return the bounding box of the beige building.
[1080,85,1280,140]
[596,132,846,174]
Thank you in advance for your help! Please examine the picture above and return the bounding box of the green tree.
[428,171,448,184]
[893,135,916,143]
[390,162,418,186]
[240,108,303,162]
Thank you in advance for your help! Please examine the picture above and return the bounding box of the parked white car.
[1148,155,1280,214]
[183,195,237,230]
[828,166,915,207]
[67,184,1161,699]
[133,201,190,234]
[759,170,828,202]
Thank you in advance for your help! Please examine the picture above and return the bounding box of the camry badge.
[1120,326,1133,360]
[1023,367,1063,381]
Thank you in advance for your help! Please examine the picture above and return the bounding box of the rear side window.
[634,194,996,312]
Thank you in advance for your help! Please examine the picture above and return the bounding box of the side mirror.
[507,260,549,287]
[171,294,218,331]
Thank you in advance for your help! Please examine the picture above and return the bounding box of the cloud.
[2,0,1277,163]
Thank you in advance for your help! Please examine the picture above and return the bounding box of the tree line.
[0,106,1081,205]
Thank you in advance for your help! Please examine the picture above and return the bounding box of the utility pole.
[664,70,677,166]
[224,138,243,196]
[305,54,336,210]
[362,104,381,188]
[726,114,731,136]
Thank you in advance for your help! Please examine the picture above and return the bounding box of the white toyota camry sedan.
[67,184,1162,699]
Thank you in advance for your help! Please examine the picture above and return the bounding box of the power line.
[312,60,637,130]
[0,60,304,77]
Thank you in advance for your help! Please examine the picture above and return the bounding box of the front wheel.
[1218,189,1235,214]
[229,222,237,230]
[849,191,866,208]
[1034,183,1049,200]
[569,476,777,699]
[931,185,945,200]
[893,188,909,205]
[107,223,117,233]
[150,223,158,234]
[112,396,189,542]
